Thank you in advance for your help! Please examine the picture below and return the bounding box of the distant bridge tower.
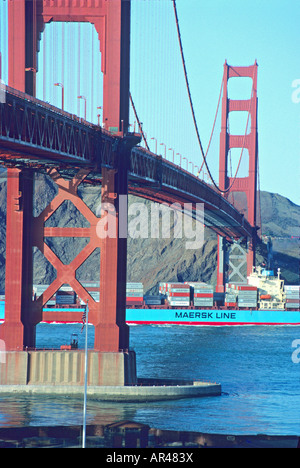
[217,61,258,290]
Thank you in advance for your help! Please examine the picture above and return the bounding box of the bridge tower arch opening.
[7,0,130,134]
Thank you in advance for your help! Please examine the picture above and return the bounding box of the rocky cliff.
[0,171,299,293]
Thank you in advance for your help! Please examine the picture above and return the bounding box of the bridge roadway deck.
[0,86,253,240]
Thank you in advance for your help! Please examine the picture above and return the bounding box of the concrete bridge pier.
[0,350,137,387]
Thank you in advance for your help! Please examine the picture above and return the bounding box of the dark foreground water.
[0,324,299,435]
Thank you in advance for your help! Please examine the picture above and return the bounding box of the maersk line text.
[175,311,237,320]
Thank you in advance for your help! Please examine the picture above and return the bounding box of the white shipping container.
[168,296,190,301]
[188,282,210,288]
[238,303,257,307]
[169,301,190,306]
[81,282,100,288]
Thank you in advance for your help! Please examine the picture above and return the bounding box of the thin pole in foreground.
[82,301,89,448]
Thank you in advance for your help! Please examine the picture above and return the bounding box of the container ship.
[0,267,299,326]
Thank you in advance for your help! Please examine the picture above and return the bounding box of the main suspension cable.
[172,0,253,195]
[172,0,221,191]
[129,92,150,151]
[198,78,223,175]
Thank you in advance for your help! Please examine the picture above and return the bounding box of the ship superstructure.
[247,267,286,310]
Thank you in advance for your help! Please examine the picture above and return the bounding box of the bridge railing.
[0,85,103,164]
[1,84,95,127]
[129,145,253,239]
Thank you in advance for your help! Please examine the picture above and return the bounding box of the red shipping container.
[169,292,190,297]
[194,293,213,298]
[168,284,190,289]
[228,284,257,291]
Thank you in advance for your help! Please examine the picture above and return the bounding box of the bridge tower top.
[7,0,130,134]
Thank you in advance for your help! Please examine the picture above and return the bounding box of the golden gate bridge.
[0,0,259,377]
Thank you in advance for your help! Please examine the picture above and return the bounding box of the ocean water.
[0,324,299,435]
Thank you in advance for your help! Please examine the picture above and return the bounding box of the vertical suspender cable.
[91,26,94,123]
[0,0,8,83]
[53,23,57,98]
[77,23,81,116]
[62,23,65,102]
[49,24,53,103]
[42,20,46,101]
[69,24,73,114]
[33,0,37,80]
[0,1,2,82]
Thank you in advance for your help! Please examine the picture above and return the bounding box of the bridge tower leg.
[2,1,41,349]
[0,168,35,350]
[217,61,258,291]
[95,151,130,352]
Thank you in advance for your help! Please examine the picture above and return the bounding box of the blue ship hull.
[0,301,4,321]
[1,301,300,325]
[126,308,300,325]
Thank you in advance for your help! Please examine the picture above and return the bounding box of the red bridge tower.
[217,61,258,290]
[1,0,134,353]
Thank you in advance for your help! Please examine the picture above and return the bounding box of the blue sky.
[174,0,300,205]
[0,0,299,205]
